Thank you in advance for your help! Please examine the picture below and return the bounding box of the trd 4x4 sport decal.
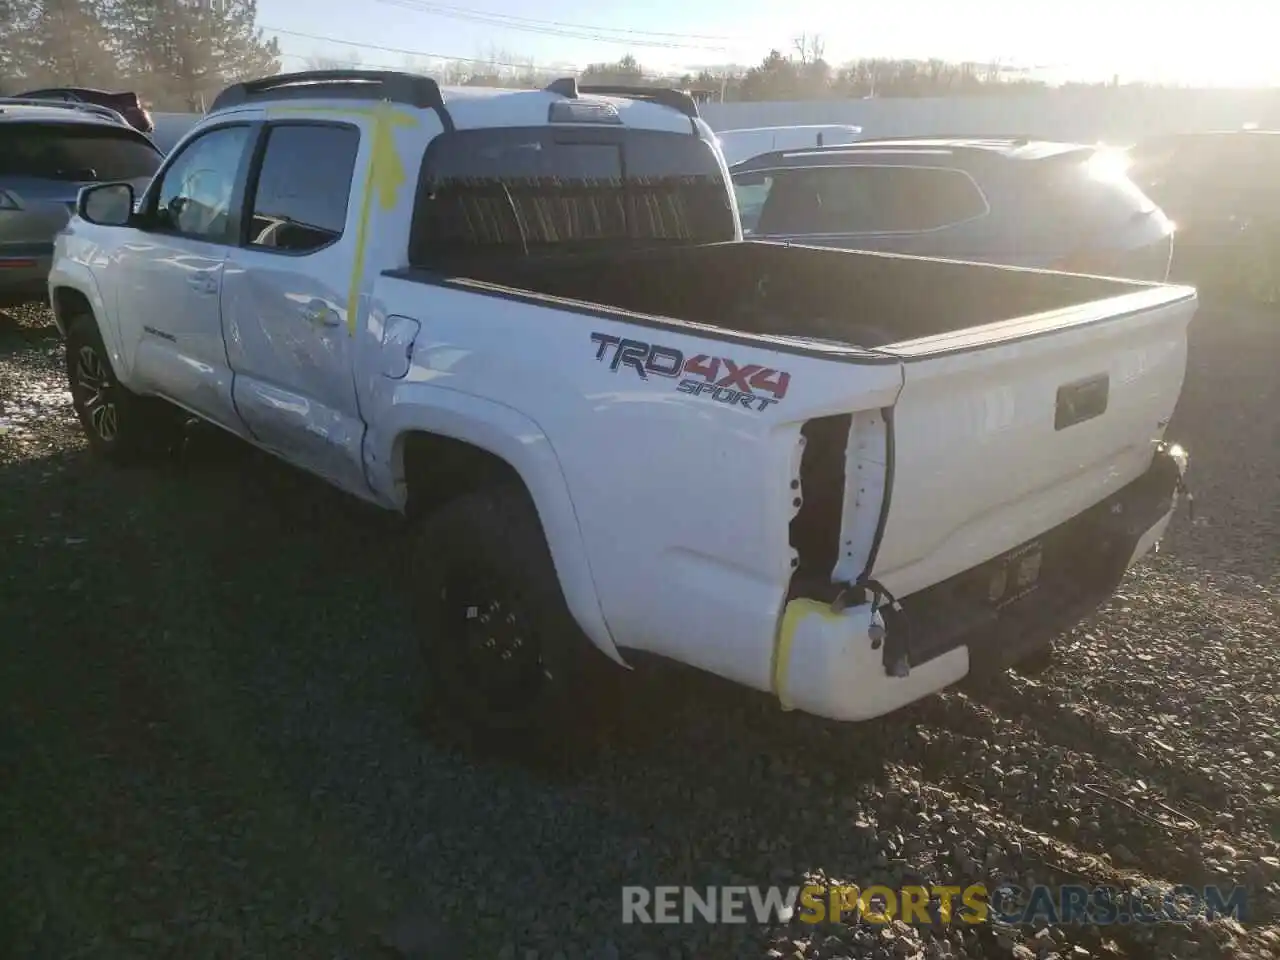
[590,332,791,412]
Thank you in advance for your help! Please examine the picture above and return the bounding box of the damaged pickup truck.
[49,70,1195,737]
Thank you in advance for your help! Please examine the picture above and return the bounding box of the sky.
[256,0,1280,87]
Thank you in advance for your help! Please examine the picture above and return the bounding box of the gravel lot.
[1,299,1277,960]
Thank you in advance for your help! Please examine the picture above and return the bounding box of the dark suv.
[0,103,163,305]
[1128,130,1280,300]
[730,137,1175,282]
[16,87,154,135]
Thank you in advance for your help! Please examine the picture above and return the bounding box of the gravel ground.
[1,298,1277,960]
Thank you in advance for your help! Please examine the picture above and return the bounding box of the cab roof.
[206,70,705,137]
[411,85,700,134]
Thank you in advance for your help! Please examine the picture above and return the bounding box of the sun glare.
[1084,148,1133,183]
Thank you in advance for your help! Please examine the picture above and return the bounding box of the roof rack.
[209,69,454,131]
[543,77,700,120]
[0,97,129,125]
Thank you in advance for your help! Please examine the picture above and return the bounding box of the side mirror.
[733,171,767,187]
[77,182,135,227]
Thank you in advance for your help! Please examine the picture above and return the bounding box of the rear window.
[408,127,735,264]
[0,123,161,181]
[745,165,989,235]
[1014,152,1160,247]
[1130,135,1280,213]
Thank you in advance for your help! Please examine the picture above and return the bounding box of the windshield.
[0,123,161,181]
[409,126,735,264]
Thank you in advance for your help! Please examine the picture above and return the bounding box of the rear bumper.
[0,248,53,306]
[771,442,1188,722]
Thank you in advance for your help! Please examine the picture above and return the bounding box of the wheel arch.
[48,269,127,378]
[374,391,626,668]
[50,285,93,338]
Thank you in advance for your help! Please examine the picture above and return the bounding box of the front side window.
[153,124,252,241]
[409,127,735,263]
[246,123,360,253]
[0,123,162,181]
[748,165,988,235]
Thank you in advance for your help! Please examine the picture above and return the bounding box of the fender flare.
[370,384,628,668]
[48,265,126,377]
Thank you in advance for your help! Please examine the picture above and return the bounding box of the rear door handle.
[300,301,340,328]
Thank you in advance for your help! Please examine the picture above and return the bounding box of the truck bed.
[406,240,1150,350]
[373,236,1194,701]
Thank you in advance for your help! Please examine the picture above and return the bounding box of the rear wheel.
[412,483,613,754]
[65,314,185,463]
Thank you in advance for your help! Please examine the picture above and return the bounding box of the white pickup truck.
[49,70,1194,740]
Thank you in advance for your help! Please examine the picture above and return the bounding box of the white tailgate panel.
[865,291,1195,599]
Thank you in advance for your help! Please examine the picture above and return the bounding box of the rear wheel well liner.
[393,427,627,668]
[399,430,524,521]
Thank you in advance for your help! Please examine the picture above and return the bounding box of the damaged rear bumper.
[770,442,1189,722]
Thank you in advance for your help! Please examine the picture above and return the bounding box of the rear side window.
[749,165,988,235]
[0,123,161,181]
[409,127,735,263]
[245,123,361,253]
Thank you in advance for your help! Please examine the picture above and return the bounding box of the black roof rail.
[838,133,1054,146]
[210,69,454,131]
[545,77,578,99]
[543,77,700,120]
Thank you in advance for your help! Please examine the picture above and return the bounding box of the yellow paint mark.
[267,102,420,335]
[771,598,843,711]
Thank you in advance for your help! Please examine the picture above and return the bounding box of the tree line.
[321,46,1150,104]
[1,0,279,110]
[3,3,1162,113]
[576,43,1063,101]
[312,42,1159,105]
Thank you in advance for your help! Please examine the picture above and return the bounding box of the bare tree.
[792,33,825,66]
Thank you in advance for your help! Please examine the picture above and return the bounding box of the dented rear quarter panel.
[363,275,904,693]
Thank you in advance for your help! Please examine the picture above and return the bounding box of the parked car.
[714,124,863,167]
[0,100,163,305]
[730,137,1176,282]
[50,70,1193,745]
[15,87,154,135]
[1127,129,1280,300]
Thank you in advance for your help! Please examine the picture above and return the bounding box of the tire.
[65,313,185,464]
[412,482,614,753]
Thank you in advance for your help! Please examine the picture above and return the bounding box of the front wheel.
[65,314,185,464]
[412,483,613,751]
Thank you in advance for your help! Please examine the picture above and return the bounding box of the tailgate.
[858,285,1196,599]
